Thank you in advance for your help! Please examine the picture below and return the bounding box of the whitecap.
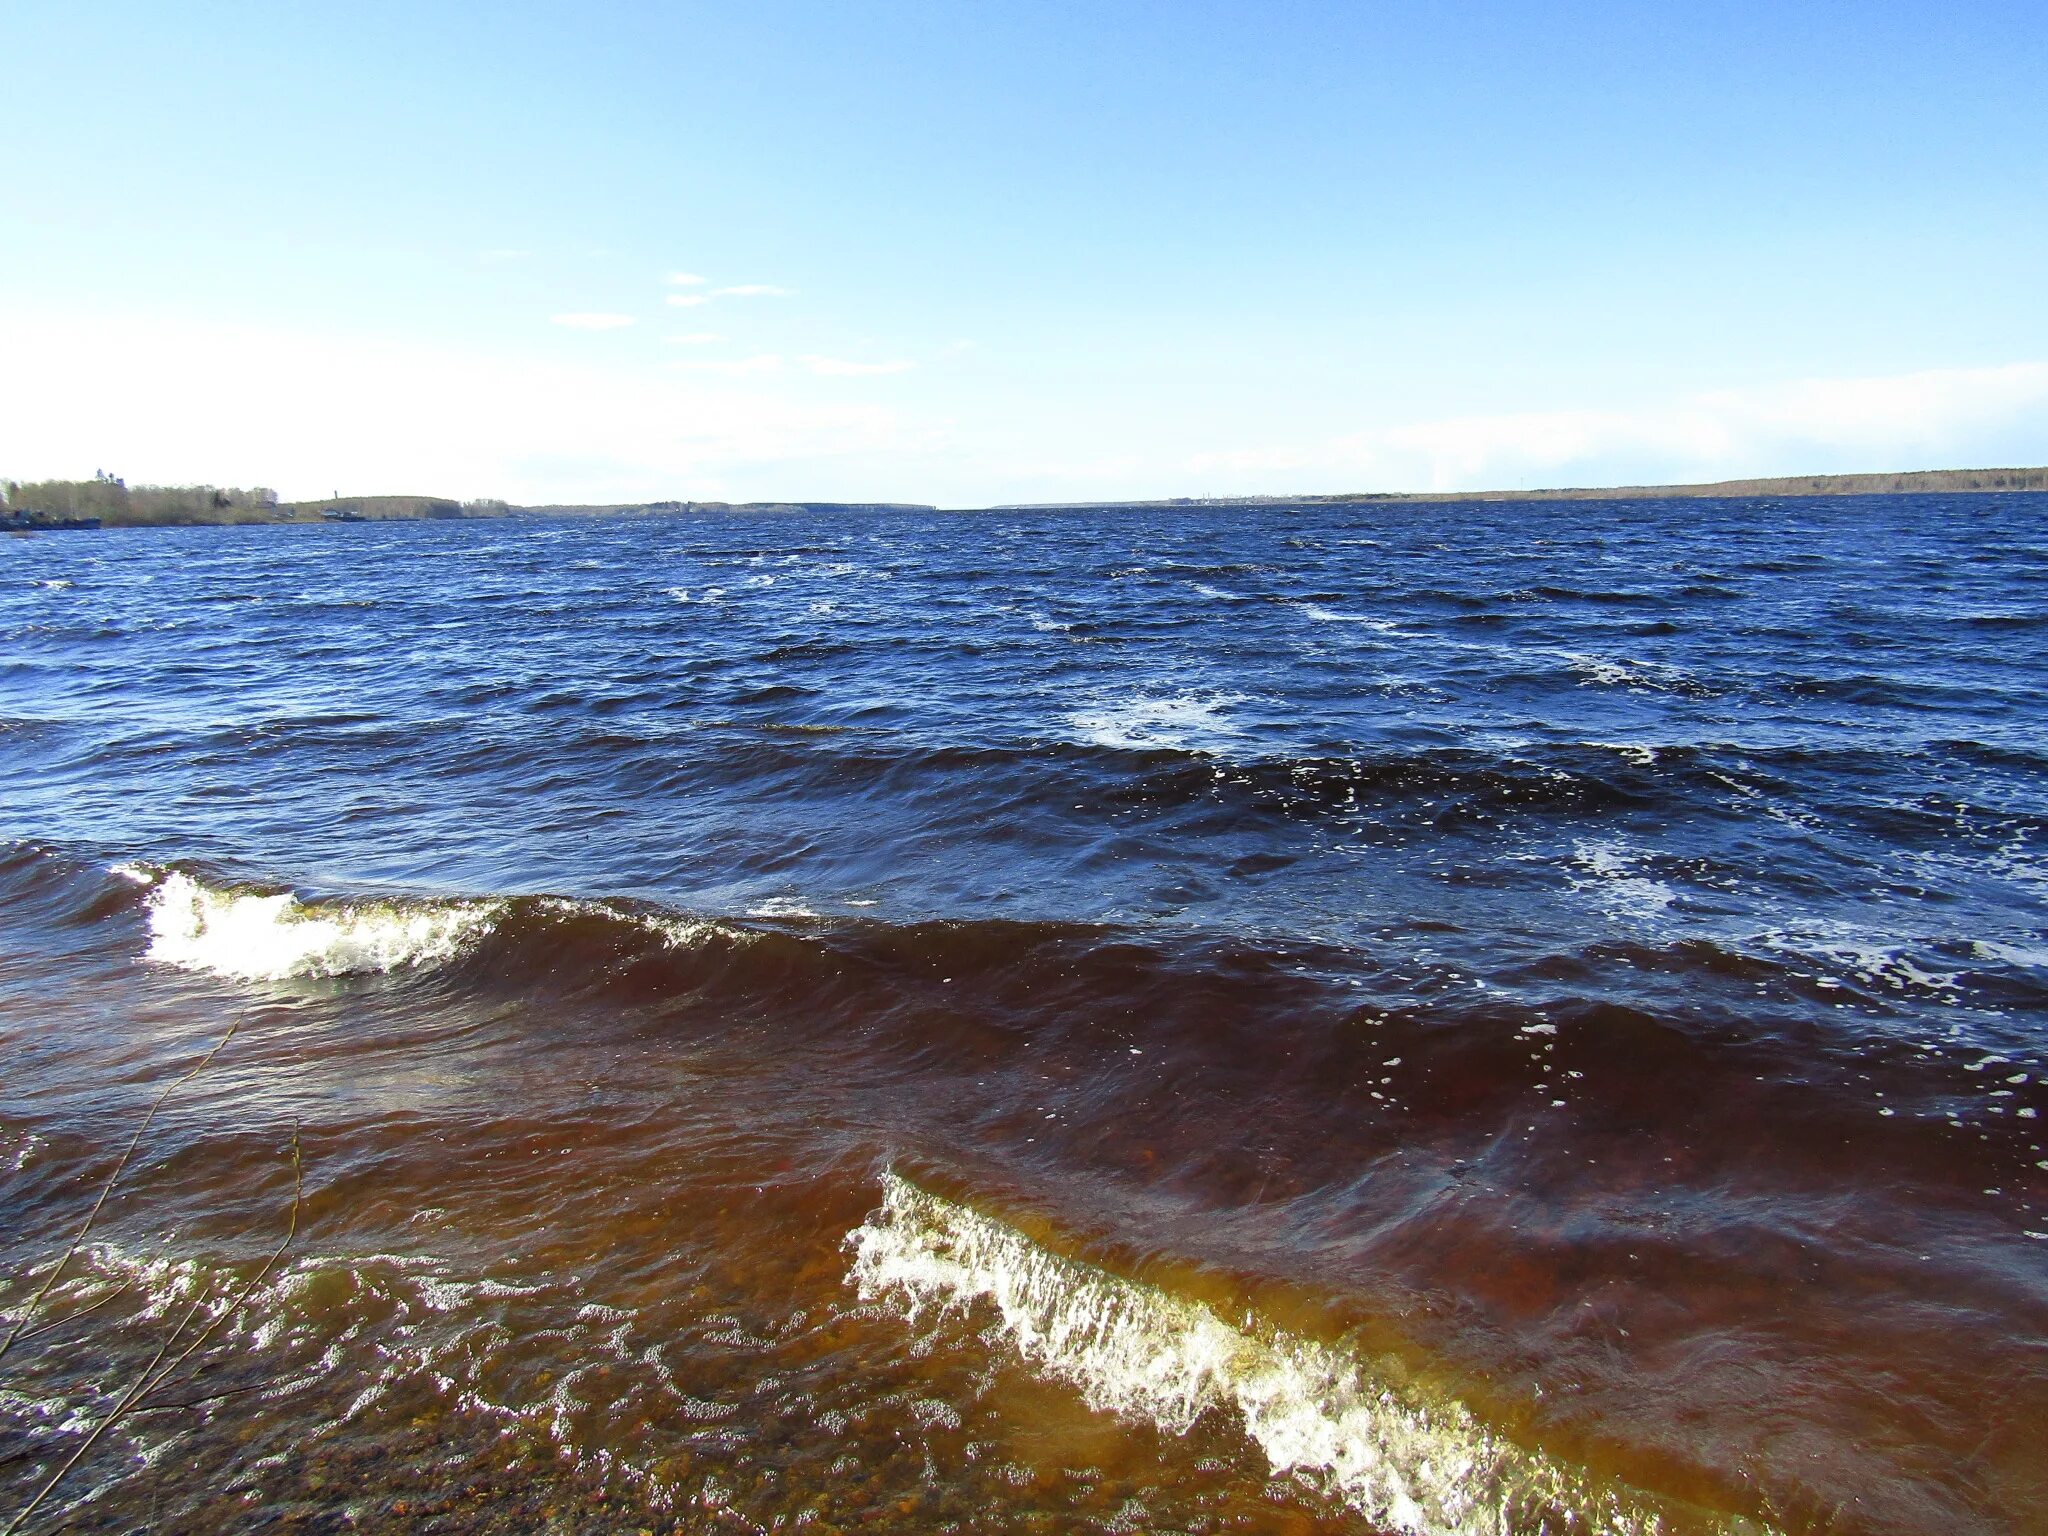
[1561,653,1706,695]
[746,896,818,919]
[1971,939,2048,970]
[1066,693,1246,752]
[1588,741,1659,767]
[138,870,498,981]
[1567,840,1676,922]
[1755,923,1961,996]
[847,1174,1695,1536]
[1298,603,1399,631]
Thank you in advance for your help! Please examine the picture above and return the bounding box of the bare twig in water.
[0,1019,243,1367]
[8,1280,134,1347]
[3,1122,303,1536]
[125,1377,274,1416]
[131,1123,303,1402]
[3,1284,215,1536]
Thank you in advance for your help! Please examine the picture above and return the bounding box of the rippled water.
[2,498,2045,1534]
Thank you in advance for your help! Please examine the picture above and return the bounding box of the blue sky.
[3,0,2045,504]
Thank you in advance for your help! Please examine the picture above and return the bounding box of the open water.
[1,496,2044,1534]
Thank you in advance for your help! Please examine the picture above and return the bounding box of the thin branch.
[9,1281,133,1347]
[132,1123,303,1404]
[3,1121,303,1536]
[125,1378,272,1416]
[0,1020,242,1367]
[4,1284,214,1536]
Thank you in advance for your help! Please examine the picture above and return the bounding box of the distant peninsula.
[5,465,2046,531]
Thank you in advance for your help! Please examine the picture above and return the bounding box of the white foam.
[641,913,730,947]
[1067,693,1246,752]
[1568,841,1676,923]
[0,1240,706,1519]
[847,1174,1684,1536]
[4,1126,46,1171]
[1588,742,1659,767]
[1562,653,1698,693]
[745,896,818,919]
[532,895,733,951]
[1971,939,2048,970]
[1566,654,1638,688]
[139,870,498,981]
[1298,603,1398,631]
[1755,923,1960,996]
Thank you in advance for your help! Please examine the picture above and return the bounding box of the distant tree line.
[3,476,282,526]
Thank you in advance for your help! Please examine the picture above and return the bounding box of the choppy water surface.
[2,497,2045,1534]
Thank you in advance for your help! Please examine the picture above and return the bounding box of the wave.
[26,850,2048,1038]
[104,864,752,993]
[848,1173,1723,1536]
[16,851,2046,1146]
[129,868,502,981]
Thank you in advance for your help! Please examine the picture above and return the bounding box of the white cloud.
[669,354,785,376]
[666,332,724,345]
[666,271,708,286]
[715,284,792,298]
[0,308,933,504]
[802,355,913,377]
[550,311,637,330]
[1191,363,2048,492]
[665,294,711,308]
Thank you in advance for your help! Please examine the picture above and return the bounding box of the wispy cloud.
[550,312,638,330]
[666,332,725,346]
[715,284,792,298]
[1190,363,2048,492]
[802,355,913,376]
[665,294,711,308]
[669,353,785,376]
[666,271,708,286]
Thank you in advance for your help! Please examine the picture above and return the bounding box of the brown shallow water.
[2,850,2044,1534]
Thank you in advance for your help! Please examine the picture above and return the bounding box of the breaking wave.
[132,868,501,981]
[847,1174,1723,1536]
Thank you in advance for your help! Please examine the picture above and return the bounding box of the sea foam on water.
[136,869,498,981]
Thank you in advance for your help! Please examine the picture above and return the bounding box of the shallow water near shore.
[2,496,2046,1533]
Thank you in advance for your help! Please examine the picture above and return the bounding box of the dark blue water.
[2,497,2045,1535]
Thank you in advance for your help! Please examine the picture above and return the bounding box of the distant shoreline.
[5,465,2046,530]
[987,465,2048,511]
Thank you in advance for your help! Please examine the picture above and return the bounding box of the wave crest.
[847,1174,1705,1536]
[137,870,499,981]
